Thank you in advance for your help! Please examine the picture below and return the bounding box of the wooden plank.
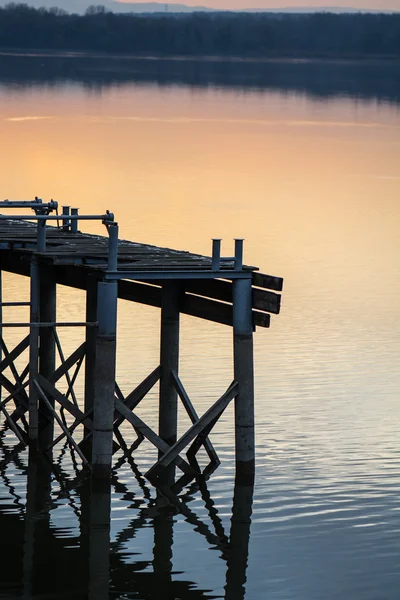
[252,287,281,314]
[185,279,232,302]
[182,295,232,326]
[118,280,162,308]
[253,311,271,328]
[253,272,284,292]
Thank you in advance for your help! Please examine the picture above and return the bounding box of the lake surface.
[0,53,399,600]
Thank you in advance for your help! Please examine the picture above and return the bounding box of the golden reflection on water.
[1,75,400,600]
[0,82,399,441]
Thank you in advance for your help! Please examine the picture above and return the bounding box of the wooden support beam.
[159,284,180,450]
[0,403,27,444]
[0,335,30,374]
[114,398,197,478]
[84,275,98,441]
[36,374,93,430]
[91,281,118,479]
[0,252,278,327]
[28,257,40,442]
[48,342,86,384]
[171,370,219,466]
[146,381,238,479]
[233,278,255,483]
[39,265,56,447]
[34,379,90,468]
[252,272,284,292]
[113,366,160,428]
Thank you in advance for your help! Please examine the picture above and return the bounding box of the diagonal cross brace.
[145,381,238,480]
[36,374,93,430]
[48,342,86,385]
[0,335,30,375]
[113,365,161,428]
[114,397,197,478]
[171,370,219,466]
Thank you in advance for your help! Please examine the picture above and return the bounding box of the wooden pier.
[0,199,283,485]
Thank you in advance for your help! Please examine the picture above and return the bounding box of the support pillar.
[232,277,255,482]
[28,257,40,443]
[159,282,180,483]
[0,269,2,403]
[91,281,117,479]
[84,275,98,442]
[38,266,56,447]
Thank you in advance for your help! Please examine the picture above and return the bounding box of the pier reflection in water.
[0,424,253,600]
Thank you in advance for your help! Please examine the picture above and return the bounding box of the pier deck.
[0,201,283,484]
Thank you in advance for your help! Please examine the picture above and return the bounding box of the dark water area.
[0,442,250,600]
[1,52,400,103]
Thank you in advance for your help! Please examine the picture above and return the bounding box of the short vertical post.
[91,280,118,479]
[107,223,119,272]
[159,282,180,482]
[212,239,221,270]
[38,266,56,448]
[28,257,40,443]
[62,206,70,232]
[232,275,255,482]
[71,208,79,233]
[36,219,47,253]
[234,239,244,271]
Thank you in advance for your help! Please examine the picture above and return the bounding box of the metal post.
[212,239,221,270]
[71,208,79,233]
[84,275,98,447]
[234,239,244,271]
[62,206,70,232]
[38,265,56,448]
[29,257,40,442]
[232,276,255,482]
[159,281,180,474]
[37,219,47,252]
[91,281,118,479]
[107,223,119,272]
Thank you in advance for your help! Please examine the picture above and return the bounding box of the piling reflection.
[0,432,255,599]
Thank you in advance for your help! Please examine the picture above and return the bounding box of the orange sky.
[120,0,400,9]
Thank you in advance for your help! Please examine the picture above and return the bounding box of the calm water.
[0,53,400,600]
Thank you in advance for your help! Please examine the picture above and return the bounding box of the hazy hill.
[0,1,396,15]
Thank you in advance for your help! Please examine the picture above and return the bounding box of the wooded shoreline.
[0,6,399,59]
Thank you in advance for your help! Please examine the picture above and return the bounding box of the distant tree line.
[0,4,399,58]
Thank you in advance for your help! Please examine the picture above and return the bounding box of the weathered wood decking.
[0,217,282,328]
